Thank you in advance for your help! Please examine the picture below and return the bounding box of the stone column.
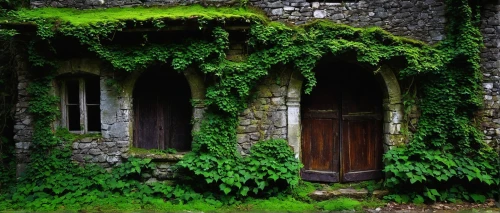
[286,98,301,158]
[192,102,205,132]
[13,47,33,177]
[286,71,303,158]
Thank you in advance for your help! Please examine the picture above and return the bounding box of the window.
[61,77,101,133]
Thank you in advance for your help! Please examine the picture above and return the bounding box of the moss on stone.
[128,147,184,161]
[55,128,102,142]
[8,5,269,25]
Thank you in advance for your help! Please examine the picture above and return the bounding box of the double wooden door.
[133,70,192,151]
[301,65,383,182]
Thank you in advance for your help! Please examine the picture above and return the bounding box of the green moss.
[292,181,320,202]
[243,197,316,212]
[316,197,362,211]
[143,199,227,212]
[129,147,177,156]
[326,180,384,192]
[10,5,268,25]
[55,128,102,142]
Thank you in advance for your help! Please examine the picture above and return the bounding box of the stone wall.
[30,0,446,43]
[480,0,500,148]
[254,0,446,43]
[237,72,289,155]
[12,45,33,177]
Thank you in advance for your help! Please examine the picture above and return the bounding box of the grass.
[10,5,269,26]
[241,197,317,212]
[0,181,386,212]
[0,195,381,212]
[317,197,362,211]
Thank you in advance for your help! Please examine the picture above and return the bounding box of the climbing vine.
[0,0,498,209]
[384,0,499,203]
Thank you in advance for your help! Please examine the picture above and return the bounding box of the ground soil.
[372,199,499,212]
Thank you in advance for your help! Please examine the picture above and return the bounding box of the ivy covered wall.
[31,0,447,43]
[0,0,498,209]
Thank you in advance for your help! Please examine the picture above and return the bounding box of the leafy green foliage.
[3,155,203,211]
[0,0,28,10]
[383,0,499,203]
[0,30,17,192]
[178,137,301,197]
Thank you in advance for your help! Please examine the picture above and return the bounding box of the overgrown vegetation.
[0,0,498,210]
[0,23,17,192]
[383,0,499,203]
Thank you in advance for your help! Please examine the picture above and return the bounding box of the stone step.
[309,188,390,201]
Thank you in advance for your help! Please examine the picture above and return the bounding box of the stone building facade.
[480,0,500,148]
[12,0,500,180]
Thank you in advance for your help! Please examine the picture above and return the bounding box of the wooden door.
[341,70,383,182]
[134,69,192,151]
[301,63,383,183]
[134,90,163,149]
[301,70,341,182]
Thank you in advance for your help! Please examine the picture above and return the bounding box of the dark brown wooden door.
[341,70,383,182]
[134,69,192,151]
[301,63,383,182]
[301,72,341,182]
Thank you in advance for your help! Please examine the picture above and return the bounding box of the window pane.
[85,78,100,105]
[66,80,79,104]
[87,105,101,132]
[68,105,80,131]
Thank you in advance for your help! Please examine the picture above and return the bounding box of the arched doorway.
[133,68,192,151]
[300,62,384,182]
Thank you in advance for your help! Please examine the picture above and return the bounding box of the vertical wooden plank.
[61,81,67,129]
[310,119,334,171]
[157,95,164,149]
[79,79,86,134]
[301,119,312,170]
[134,79,159,149]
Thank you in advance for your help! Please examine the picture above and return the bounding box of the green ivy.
[383,0,499,203]
[0,1,498,208]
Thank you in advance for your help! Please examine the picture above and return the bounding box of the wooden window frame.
[60,78,101,134]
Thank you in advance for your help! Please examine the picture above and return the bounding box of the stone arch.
[286,65,404,157]
[56,58,102,76]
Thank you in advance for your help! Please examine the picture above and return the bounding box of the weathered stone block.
[273,111,287,128]
[109,122,130,138]
[237,134,249,144]
[271,8,284,16]
[313,10,326,18]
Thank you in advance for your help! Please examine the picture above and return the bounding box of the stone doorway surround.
[124,66,206,133]
[286,65,405,159]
